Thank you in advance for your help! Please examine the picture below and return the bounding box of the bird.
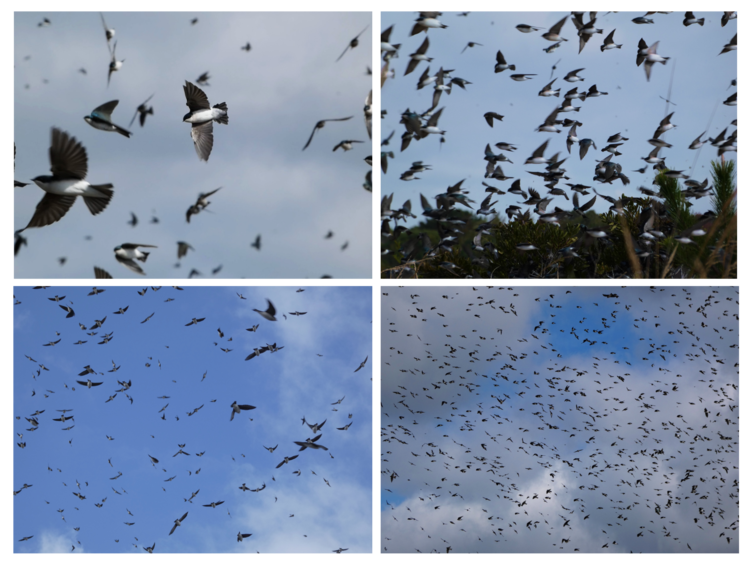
[333,140,364,152]
[107,41,124,87]
[128,94,155,128]
[336,25,369,62]
[186,187,221,222]
[303,117,353,150]
[114,244,157,275]
[253,299,277,321]
[19,128,114,231]
[237,532,252,542]
[230,401,256,421]
[275,455,299,469]
[366,89,373,140]
[177,241,194,259]
[169,512,188,535]
[183,80,228,161]
[84,100,131,137]
[251,235,261,251]
[354,356,368,372]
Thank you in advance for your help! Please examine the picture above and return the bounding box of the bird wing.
[184,81,210,111]
[50,128,88,180]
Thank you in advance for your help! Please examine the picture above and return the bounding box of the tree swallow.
[643,41,669,81]
[302,116,353,150]
[186,187,221,222]
[365,90,372,139]
[114,243,157,275]
[100,13,114,43]
[84,100,131,137]
[20,128,114,231]
[183,80,228,161]
[177,241,194,259]
[13,141,29,188]
[337,25,369,62]
[333,140,363,152]
[107,41,124,88]
[196,72,210,86]
[128,94,154,128]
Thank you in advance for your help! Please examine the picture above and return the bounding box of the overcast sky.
[14,12,372,278]
[14,285,372,553]
[381,286,738,553]
[381,11,737,222]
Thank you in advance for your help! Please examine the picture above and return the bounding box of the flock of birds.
[14,13,372,278]
[12,284,372,555]
[380,11,737,278]
[381,286,738,552]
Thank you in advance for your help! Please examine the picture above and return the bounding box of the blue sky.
[381,286,738,553]
[14,12,372,278]
[381,11,737,221]
[14,285,372,553]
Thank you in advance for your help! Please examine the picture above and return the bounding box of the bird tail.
[84,185,114,215]
[698,18,705,26]
[140,252,150,263]
[213,103,229,124]
[510,65,516,71]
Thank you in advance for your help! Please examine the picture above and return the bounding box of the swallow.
[169,512,188,535]
[643,41,669,81]
[203,501,224,508]
[107,41,124,87]
[76,379,103,389]
[114,244,157,275]
[516,24,543,33]
[59,305,75,318]
[185,317,206,326]
[251,234,261,250]
[542,16,568,42]
[238,532,252,542]
[84,100,131,137]
[461,41,483,54]
[100,13,114,43]
[230,401,256,421]
[333,140,364,152]
[354,356,368,372]
[366,90,372,140]
[303,116,353,150]
[405,37,431,76]
[275,455,299,469]
[510,74,536,81]
[578,138,596,160]
[601,29,622,51]
[129,94,155,128]
[20,128,114,231]
[525,139,551,164]
[683,12,704,26]
[183,80,228,161]
[336,25,369,62]
[185,186,221,222]
[253,299,277,321]
[177,241,194,259]
[538,78,560,97]
[196,72,210,86]
[719,34,737,55]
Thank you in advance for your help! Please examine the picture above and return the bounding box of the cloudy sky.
[381,11,737,222]
[14,12,372,278]
[14,285,372,553]
[381,286,738,553]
